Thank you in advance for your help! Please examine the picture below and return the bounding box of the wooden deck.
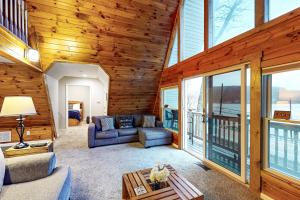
[186,137,203,159]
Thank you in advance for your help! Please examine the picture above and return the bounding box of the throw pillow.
[0,149,5,191]
[101,117,115,131]
[119,116,133,129]
[142,115,156,128]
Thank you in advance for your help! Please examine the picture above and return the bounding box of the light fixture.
[0,96,37,149]
[83,74,87,77]
[27,48,40,62]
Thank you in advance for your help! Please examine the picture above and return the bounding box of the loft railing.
[0,0,28,44]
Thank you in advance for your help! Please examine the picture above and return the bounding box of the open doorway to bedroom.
[66,85,91,128]
[45,62,109,132]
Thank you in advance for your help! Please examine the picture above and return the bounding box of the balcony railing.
[0,0,28,43]
[268,121,300,179]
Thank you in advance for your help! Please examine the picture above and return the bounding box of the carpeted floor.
[54,125,257,200]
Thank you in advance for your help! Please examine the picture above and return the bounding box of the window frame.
[161,86,179,133]
[180,0,205,60]
[262,62,300,183]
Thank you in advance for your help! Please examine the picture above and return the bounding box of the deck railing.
[268,121,300,179]
[0,0,28,43]
[187,110,300,178]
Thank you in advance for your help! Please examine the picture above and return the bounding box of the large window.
[162,87,179,132]
[182,0,204,60]
[167,30,178,67]
[267,0,300,21]
[263,68,300,180]
[209,0,255,46]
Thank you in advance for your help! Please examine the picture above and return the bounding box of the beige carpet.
[54,125,257,200]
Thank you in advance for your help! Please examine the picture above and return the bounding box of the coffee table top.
[122,165,203,200]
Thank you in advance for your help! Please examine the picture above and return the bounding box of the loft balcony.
[0,0,28,44]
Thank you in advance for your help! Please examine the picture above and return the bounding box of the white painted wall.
[67,85,90,120]
[45,75,59,132]
[59,77,108,129]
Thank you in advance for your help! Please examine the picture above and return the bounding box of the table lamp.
[0,96,37,149]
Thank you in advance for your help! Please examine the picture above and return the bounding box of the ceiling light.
[83,74,87,77]
[27,48,40,62]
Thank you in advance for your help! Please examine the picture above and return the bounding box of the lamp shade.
[0,96,37,117]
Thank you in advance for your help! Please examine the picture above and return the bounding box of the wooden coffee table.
[122,165,204,200]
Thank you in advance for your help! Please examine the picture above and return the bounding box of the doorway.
[182,77,205,159]
[182,64,250,183]
[66,84,91,128]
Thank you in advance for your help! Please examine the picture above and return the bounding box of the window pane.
[271,70,300,120]
[263,69,300,181]
[269,0,300,21]
[268,121,300,180]
[182,0,204,60]
[162,88,179,131]
[168,30,178,67]
[210,0,255,46]
[206,70,242,175]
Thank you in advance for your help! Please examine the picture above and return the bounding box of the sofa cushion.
[4,152,56,185]
[92,116,108,131]
[133,114,143,127]
[0,149,5,191]
[139,128,172,140]
[142,115,156,128]
[0,166,71,200]
[95,130,118,139]
[118,116,134,129]
[117,128,138,136]
[100,117,115,131]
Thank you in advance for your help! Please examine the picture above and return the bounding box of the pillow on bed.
[101,117,115,131]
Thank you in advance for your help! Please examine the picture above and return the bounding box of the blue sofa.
[88,115,173,148]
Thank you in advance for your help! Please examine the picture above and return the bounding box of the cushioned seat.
[139,128,172,140]
[1,167,71,200]
[117,128,138,136]
[95,130,118,139]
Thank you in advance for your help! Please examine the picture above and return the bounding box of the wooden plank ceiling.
[26,0,179,114]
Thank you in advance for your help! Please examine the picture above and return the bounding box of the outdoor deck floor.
[186,137,203,159]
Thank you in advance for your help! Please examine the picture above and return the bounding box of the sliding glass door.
[182,77,205,159]
[203,66,248,182]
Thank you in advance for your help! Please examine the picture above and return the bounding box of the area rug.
[54,125,257,200]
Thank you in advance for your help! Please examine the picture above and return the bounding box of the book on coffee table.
[134,186,147,196]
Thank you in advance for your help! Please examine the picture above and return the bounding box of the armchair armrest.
[88,123,96,148]
[4,152,56,185]
[156,120,164,128]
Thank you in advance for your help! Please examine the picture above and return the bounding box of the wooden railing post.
[9,0,12,32]
[294,131,298,173]
[0,0,3,25]
[21,0,25,41]
[17,0,21,38]
[4,0,8,27]
[14,0,17,35]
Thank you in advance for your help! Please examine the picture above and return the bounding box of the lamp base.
[13,142,29,149]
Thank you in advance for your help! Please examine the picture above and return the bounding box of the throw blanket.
[68,110,81,121]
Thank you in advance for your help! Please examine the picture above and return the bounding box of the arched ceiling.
[27,0,179,114]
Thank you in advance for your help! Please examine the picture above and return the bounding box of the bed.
[68,101,84,126]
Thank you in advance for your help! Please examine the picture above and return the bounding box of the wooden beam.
[255,0,265,27]
[177,74,183,149]
[204,0,209,50]
[249,54,263,195]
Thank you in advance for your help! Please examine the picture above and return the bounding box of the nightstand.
[3,141,53,158]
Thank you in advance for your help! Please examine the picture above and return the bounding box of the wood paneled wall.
[26,0,179,115]
[0,64,53,142]
[155,7,300,199]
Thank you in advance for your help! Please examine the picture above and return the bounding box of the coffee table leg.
[122,177,129,200]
